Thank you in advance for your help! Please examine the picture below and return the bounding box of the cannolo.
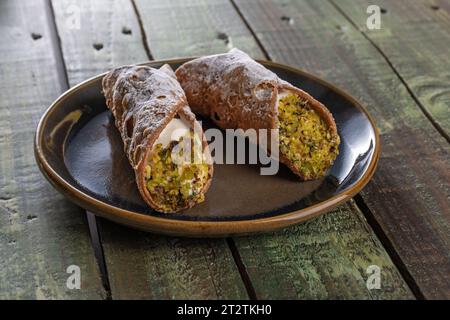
[102,65,213,213]
[176,49,340,180]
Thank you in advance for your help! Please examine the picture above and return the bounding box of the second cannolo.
[176,49,340,180]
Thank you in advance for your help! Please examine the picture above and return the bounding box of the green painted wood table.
[0,0,449,300]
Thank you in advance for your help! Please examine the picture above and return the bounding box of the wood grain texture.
[133,0,265,59]
[0,0,105,299]
[236,201,412,299]
[51,0,149,86]
[335,0,450,138]
[51,0,247,299]
[99,220,247,299]
[135,0,413,299]
[233,0,450,299]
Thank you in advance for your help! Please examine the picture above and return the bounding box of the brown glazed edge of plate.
[34,58,380,237]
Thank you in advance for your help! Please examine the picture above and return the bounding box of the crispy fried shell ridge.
[102,64,213,213]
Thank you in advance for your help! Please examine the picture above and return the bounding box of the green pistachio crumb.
[278,93,340,179]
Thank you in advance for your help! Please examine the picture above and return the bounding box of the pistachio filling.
[145,131,209,212]
[278,93,340,179]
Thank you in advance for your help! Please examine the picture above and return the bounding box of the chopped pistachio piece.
[278,93,339,179]
[145,131,209,212]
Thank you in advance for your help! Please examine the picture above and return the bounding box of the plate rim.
[34,57,381,237]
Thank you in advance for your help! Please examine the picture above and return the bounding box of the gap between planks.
[130,0,154,60]
[226,238,258,299]
[353,195,425,299]
[45,0,70,92]
[46,0,113,299]
[87,212,112,300]
[229,0,271,60]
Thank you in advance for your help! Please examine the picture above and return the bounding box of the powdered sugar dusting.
[176,49,280,130]
[102,64,187,169]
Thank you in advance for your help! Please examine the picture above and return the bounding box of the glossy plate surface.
[35,58,380,237]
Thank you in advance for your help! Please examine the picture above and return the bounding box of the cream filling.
[150,117,207,199]
[154,117,191,149]
[275,90,289,111]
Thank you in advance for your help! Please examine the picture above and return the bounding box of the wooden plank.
[233,0,450,299]
[133,0,265,59]
[51,0,247,299]
[51,0,149,86]
[99,220,247,299]
[236,201,413,299]
[0,0,105,299]
[334,0,450,139]
[134,0,413,299]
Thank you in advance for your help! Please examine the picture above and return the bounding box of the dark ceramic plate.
[35,58,380,237]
